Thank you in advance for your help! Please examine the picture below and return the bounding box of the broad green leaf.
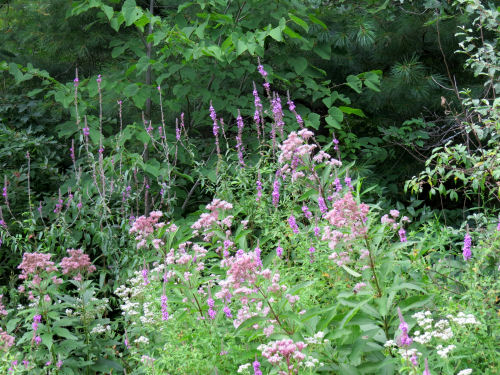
[289,57,308,75]
[283,26,302,39]
[269,27,283,41]
[101,4,114,20]
[53,326,78,340]
[346,75,362,93]
[123,83,139,98]
[325,115,341,130]
[341,265,361,278]
[122,0,141,26]
[308,14,327,30]
[314,43,330,59]
[91,359,124,372]
[329,106,344,123]
[339,106,366,117]
[289,13,309,32]
[41,333,53,351]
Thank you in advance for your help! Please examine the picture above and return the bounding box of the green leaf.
[53,326,78,340]
[314,43,330,59]
[123,83,139,98]
[329,106,344,123]
[325,115,341,130]
[346,75,362,93]
[269,27,283,41]
[339,106,366,117]
[8,63,24,83]
[41,333,53,351]
[289,13,309,32]
[305,113,320,130]
[91,359,124,372]
[283,26,302,39]
[340,298,371,329]
[308,14,327,30]
[289,57,308,75]
[6,318,21,333]
[122,0,141,26]
[341,265,361,278]
[234,315,267,335]
[101,4,114,20]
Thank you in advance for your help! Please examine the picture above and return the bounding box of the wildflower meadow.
[0,0,499,374]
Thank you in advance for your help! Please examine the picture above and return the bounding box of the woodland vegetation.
[0,0,499,374]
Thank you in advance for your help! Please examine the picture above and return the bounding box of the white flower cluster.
[412,311,453,344]
[134,336,149,344]
[139,302,156,325]
[436,344,456,359]
[397,347,421,361]
[302,355,324,368]
[447,312,480,326]
[457,369,472,375]
[304,331,328,345]
[237,363,251,373]
[90,324,111,334]
[120,300,140,316]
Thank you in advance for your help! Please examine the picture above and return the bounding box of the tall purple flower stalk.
[318,196,328,214]
[334,178,342,193]
[287,92,304,128]
[423,358,431,375]
[397,307,412,347]
[288,215,299,234]
[209,101,221,157]
[207,298,216,320]
[161,294,169,321]
[256,178,263,202]
[253,360,263,375]
[302,205,313,219]
[398,228,407,243]
[272,178,281,207]
[236,110,245,167]
[253,82,262,141]
[271,93,284,138]
[463,233,472,261]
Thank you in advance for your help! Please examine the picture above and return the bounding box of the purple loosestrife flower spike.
[161,295,169,321]
[463,233,472,261]
[398,228,407,243]
[302,205,312,219]
[236,110,245,167]
[272,178,280,207]
[334,178,342,193]
[497,218,500,231]
[397,307,412,347]
[256,179,263,202]
[276,244,283,257]
[288,215,299,234]
[142,267,149,286]
[318,196,328,214]
[223,305,232,318]
[344,176,353,190]
[423,358,430,375]
[253,360,263,375]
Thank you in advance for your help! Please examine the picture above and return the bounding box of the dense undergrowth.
[0,0,499,374]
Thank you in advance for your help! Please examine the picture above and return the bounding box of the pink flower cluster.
[323,193,369,238]
[129,210,174,249]
[60,249,96,281]
[0,327,15,351]
[381,210,411,242]
[191,199,233,241]
[0,295,7,317]
[259,338,307,372]
[17,253,57,281]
